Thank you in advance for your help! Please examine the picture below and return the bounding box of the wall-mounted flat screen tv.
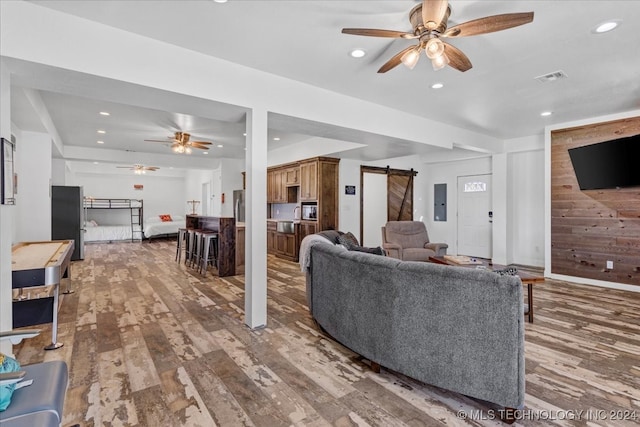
[568,133,640,190]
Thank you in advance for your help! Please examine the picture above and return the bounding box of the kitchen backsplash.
[270,203,299,220]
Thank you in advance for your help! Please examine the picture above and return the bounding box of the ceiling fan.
[117,164,159,175]
[342,0,534,73]
[145,131,212,154]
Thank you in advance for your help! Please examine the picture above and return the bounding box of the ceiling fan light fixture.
[401,46,421,69]
[431,53,449,71]
[185,146,192,154]
[425,38,445,59]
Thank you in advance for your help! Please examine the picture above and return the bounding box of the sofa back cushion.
[384,221,429,248]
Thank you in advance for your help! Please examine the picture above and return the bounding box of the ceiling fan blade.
[422,0,449,31]
[443,42,472,72]
[443,12,534,37]
[116,166,132,169]
[342,28,416,39]
[377,45,416,73]
[192,140,212,145]
[191,143,211,150]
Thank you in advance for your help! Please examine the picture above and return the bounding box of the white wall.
[339,158,361,236]
[338,155,430,246]
[508,150,545,266]
[184,169,214,216]
[77,173,185,223]
[423,156,493,255]
[0,59,13,353]
[15,130,52,241]
[51,158,66,185]
[220,158,245,218]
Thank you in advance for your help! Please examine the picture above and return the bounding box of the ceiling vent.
[534,70,568,83]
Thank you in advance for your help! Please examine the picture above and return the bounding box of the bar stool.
[185,228,201,266]
[191,230,206,269]
[199,232,219,277]
[175,228,188,262]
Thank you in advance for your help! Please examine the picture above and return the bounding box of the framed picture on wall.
[1,137,16,205]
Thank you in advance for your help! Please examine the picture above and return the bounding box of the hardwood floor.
[13,240,640,426]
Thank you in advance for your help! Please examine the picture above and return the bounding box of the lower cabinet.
[299,221,318,242]
[267,222,277,254]
[276,232,298,261]
[235,225,245,274]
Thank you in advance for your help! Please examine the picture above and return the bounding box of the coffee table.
[429,256,543,323]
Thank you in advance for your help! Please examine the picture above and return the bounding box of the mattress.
[143,219,183,238]
[84,225,139,242]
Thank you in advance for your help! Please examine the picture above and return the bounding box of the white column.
[0,59,13,353]
[492,153,510,265]
[244,108,268,329]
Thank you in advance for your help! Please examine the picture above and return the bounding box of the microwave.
[302,204,317,220]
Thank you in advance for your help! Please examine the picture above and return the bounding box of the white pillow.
[86,220,98,227]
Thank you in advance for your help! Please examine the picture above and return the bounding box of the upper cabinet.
[300,160,318,201]
[267,166,298,203]
[285,167,299,186]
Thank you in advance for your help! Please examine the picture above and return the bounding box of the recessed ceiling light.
[593,20,621,34]
[93,161,99,164]
[97,130,106,134]
[431,83,444,89]
[99,111,110,116]
[273,137,280,141]
[203,151,209,155]
[217,144,223,148]
[540,111,553,117]
[243,133,247,136]
[213,0,228,3]
[350,48,366,58]
[97,140,104,144]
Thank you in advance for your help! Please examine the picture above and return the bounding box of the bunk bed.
[83,198,143,243]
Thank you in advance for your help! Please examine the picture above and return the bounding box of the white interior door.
[457,174,492,258]
[201,182,211,216]
[362,173,388,247]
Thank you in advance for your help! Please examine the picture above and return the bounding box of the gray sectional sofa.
[303,235,525,410]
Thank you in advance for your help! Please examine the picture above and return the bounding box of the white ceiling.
[7,1,640,170]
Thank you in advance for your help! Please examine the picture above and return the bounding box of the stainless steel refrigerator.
[51,185,85,260]
[233,189,245,222]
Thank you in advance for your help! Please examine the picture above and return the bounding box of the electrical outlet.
[606,260,614,269]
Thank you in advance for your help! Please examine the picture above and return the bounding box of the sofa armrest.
[382,243,402,259]
[425,242,448,256]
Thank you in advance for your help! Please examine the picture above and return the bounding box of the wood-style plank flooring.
[13,240,640,426]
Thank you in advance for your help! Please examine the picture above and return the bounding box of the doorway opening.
[360,166,417,247]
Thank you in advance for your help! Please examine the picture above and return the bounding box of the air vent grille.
[534,70,568,83]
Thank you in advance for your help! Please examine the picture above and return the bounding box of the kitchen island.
[186,215,238,277]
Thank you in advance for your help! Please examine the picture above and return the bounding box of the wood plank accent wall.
[551,116,640,286]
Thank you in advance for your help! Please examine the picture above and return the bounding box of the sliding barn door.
[388,173,414,221]
[360,166,417,246]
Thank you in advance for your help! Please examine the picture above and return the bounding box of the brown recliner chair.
[381,221,448,261]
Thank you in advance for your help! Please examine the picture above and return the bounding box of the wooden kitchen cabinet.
[267,221,277,254]
[300,160,318,201]
[236,224,245,274]
[285,167,299,186]
[276,232,298,261]
[299,221,318,242]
